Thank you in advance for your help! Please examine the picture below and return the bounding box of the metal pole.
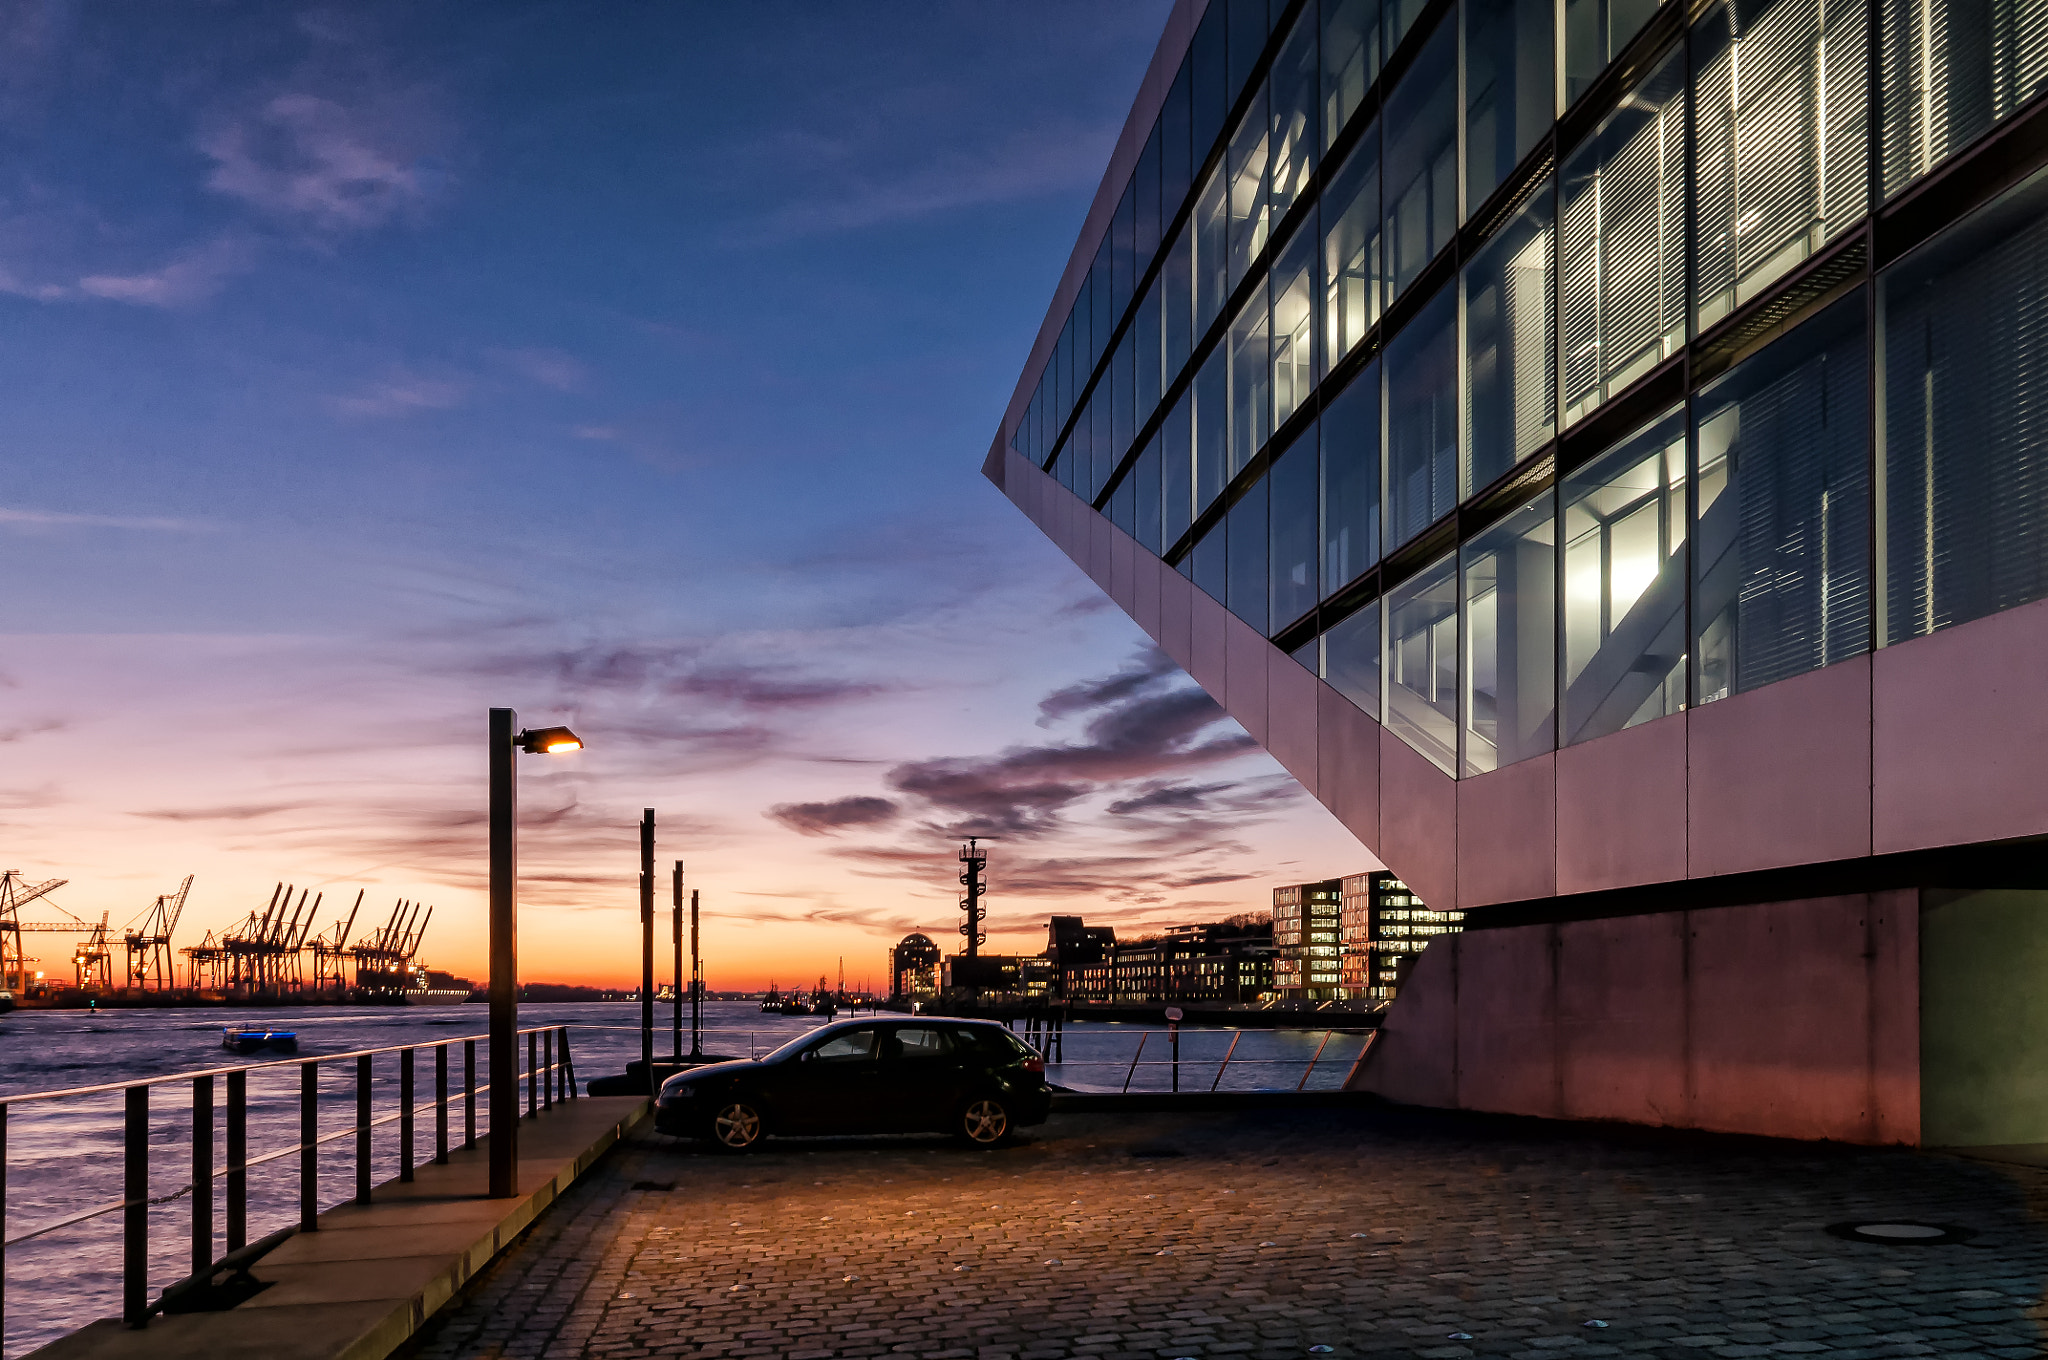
[227,1070,246,1251]
[1209,1030,1242,1092]
[691,888,702,1058]
[560,1028,577,1099]
[639,809,654,1083]
[1170,1019,1180,1093]
[489,707,519,1199]
[435,1043,449,1164]
[1297,1030,1337,1092]
[527,1030,538,1118]
[543,1030,555,1110]
[464,1039,476,1147]
[401,1048,415,1182]
[356,1054,372,1204]
[192,1075,213,1276]
[299,1063,318,1231]
[1121,1031,1149,1094]
[123,1085,147,1329]
[671,861,684,1060]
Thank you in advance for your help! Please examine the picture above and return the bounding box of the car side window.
[807,1029,878,1062]
[895,1027,953,1058]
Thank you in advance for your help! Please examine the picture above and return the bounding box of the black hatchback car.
[653,1017,1051,1150]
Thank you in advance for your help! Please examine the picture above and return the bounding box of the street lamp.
[489,708,583,1199]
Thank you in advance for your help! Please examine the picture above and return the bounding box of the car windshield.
[762,1026,876,1063]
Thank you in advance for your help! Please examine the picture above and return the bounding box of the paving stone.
[409,1107,2048,1359]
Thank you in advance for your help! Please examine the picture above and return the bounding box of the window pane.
[1881,0,2048,197]
[1566,0,1666,105]
[1227,480,1271,632]
[1325,599,1382,717]
[1164,222,1195,380]
[1463,178,1557,496]
[1112,329,1136,471]
[1694,290,1869,703]
[1466,0,1558,208]
[1163,390,1195,546]
[1323,361,1382,595]
[1111,467,1137,537]
[1387,0,1434,54]
[1194,3,1230,167]
[1137,123,1163,266]
[1462,492,1557,776]
[1559,46,1686,426]
[1092,246,1114,366]
[1386,285,1458,548]
[1270,10,1319,223]
[1228,84,1272,291]
[1386,553,1459,773]
[1136,434,1164,556]
[1229,286,1272,477]
[1323,128,1383,364]
[1092,388,1116,499]
[1562,407,1689,744]
[1323,0,1383,150]
[1292,634,1323,673]
[1193,519,1228,602]
[1195,349,1229,514]
[1271,428,1320,630]
[1196,167,1230,335]
[1137,274,1163,424]
[1693,0,1869,332]
[1069,399,1091,494]
[1113,181,1138,322]
[1881,169,2048,643]
[1164,56,1196,217]
[1272,215,1319,428]
[1384,22,1459,299]
[1055,313,1074,427]
[1230,0,1273,95]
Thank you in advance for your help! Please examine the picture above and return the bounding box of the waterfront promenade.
[414,1105,2048,1359]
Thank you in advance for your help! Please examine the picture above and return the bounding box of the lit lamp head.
[515,725,583,755]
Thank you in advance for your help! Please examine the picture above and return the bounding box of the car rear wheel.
[710,1100,765,1151]
[957,1096,1010,1146]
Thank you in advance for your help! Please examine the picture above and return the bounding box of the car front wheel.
[710,1100,765,1151]
[957,1096,1010,1146]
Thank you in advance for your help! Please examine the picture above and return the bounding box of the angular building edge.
[991,447,2048,1149]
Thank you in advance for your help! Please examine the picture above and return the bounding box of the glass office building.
[988,0,2048,1146]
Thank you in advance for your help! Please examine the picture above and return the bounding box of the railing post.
[1121,1032,1149,1094]
[435,1044,449,1164]
[527,1030,538,1118]
[560,1028,577,1099]
[463,1039,476,1147]
[123,1084,148,1329]
[2,1101,10,1349]
[227,1070,246,1251]
[543,1029,554,1110]
[1296,1030,1336,1092]
[1209,1030,1242,1092]
[1341,1030,1380,1089]
[400,1048,415,1183]
[300,1063,318,1232]
[356,1054,373,1204]
[191,1075,213,1276]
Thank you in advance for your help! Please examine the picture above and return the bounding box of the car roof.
[803,1016,1005,1034]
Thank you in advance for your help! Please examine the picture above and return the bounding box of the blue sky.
[0,1,1372,987]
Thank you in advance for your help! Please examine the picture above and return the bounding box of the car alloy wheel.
[712,1101,763,1150]
[960,1097,1009,1145]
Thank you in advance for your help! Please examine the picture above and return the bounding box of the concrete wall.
[1353,893,1922,1144]
[1920,888,2048,1147]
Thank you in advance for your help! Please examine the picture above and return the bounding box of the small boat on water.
[222,1025,297,1054]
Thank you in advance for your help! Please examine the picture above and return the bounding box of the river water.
[0,1000,1366,1354]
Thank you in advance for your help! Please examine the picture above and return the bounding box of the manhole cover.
[1825,1221,1976,1246]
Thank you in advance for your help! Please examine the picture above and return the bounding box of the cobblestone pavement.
[413,1105,2048,1360]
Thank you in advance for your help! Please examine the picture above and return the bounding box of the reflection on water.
[0,1001,1362,1353]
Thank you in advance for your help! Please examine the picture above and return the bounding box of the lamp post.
[488,709,582,1200]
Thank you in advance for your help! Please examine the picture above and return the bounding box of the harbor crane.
[220,883,323,997]
[72,914,111,991]
[351,899,431,997]
[308,889,364,996]
[123,874,192,992]
[0,871,67,992]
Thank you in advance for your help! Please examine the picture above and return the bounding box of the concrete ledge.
[1049,1090,1379,1113]
[30,1096,649,1360]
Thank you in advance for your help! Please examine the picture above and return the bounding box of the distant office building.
[943,954,1056,998]
[983,0,2048,1144]
[1339,871,1460,999]
[1045,915,1117,989]
[1273,880,1343,1002]
[1090,918,1273,1004]
[890,933,942,1003]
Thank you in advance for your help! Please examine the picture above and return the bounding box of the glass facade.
[1007,0,2048,781]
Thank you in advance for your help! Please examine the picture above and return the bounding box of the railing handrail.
[0,1024,565,1107]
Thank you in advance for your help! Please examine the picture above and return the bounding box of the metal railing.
[0,1023,575,1352]
[1018,1027,1379,1093]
